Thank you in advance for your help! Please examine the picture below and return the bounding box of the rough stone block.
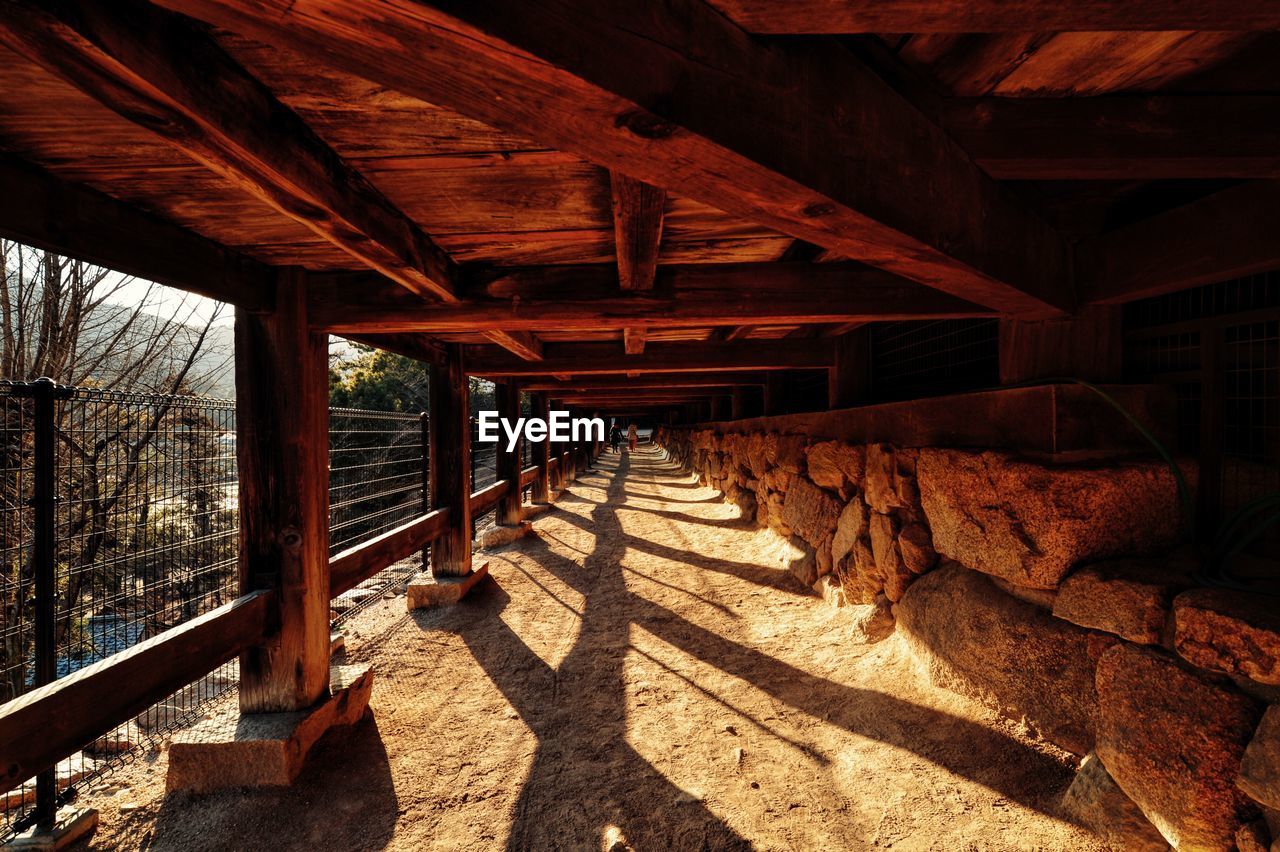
[782,477,841,548]
[831,498,868,565]
[897,521,938,576]
[868,512,911,602]
[1174,588,1280,685]
[768,433,807,474]
[1240,705,1280,812]
[407,563,490,609]
[479,521,535,550]
[847,595,895,643]
[917,449,1184,589]
[1237,819,1272,852]
[1054,559,1187,645]
[1061,752,1167,852]
[805,441,865,492]
[897,563,1102,756]
[167,664,373,794]
[1096,643,1262,850]
[864,443,908,515]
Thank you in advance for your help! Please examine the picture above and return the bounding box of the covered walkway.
[78,447,1100,851]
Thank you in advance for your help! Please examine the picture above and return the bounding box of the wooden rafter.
[308,263,988,334]
[0,155,274,312]
[0,0,540,360]
[939,96,1280,180]
[466,339,834,377]
[522,373,766,391]
[1079,181,1280,305]
[154,0,1072,317]
[702,1,1280,32]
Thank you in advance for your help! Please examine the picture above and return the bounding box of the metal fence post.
[30,377,58,832]
[420,410,430,567]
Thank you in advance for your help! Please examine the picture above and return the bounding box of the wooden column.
[999,305,1123,385]
[764,373,785,416]
[531,392,551,503]
[235,268,330,713]
[430,344,473,576]
[495,381,522,525]
[829,327,871,409]
[730,388,746,420]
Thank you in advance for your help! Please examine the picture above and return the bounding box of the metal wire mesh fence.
[0,383,435,839]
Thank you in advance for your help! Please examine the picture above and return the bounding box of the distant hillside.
[85,302,236,398]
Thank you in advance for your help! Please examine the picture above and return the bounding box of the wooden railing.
[0,448,602,797]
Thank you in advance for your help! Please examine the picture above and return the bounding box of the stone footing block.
[7,808,98,850]
[479,521,534,550]
[407,563,490,610]
[166,664,373,795]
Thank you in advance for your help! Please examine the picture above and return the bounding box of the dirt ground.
[74,446,1106,851]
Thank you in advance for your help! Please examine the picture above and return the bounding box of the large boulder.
[782,477,842,549]
[805,441,865,494]
[917,450,1185,590]
[896,563,1104,755]
[1239,705,1280,812]
[1053,559,1188,645]
[1095,643,1263,850]
[1061,752,1168,852]
[1174,588,1280,686]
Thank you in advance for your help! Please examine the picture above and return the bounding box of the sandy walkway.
[76,446,1104,851]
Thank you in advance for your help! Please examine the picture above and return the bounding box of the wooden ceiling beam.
[523,373,766,391]
[155,0,1071,317]
[466,340,835,377]
[939,96,1280,180]
[702,1,1280,32]
[309,263,989,334]
[0,155,274,312]
[0,0,540,361]
[1079,181,1280,305]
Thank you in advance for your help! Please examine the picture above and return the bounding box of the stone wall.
[657,423,1280,851]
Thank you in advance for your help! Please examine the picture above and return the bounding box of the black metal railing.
[0,382,443,839]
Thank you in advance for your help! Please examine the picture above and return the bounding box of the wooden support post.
[829,327,871,409]
[235,269,330,713]
[998,305,1123,385]
[494,382,522,525]
[764,373,785,416]
[429,344,473,576]
[731,387,746,420]
[531,392,551,503]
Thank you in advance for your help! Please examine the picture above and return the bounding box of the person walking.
[627,422,638,451]
[609,423,622,454]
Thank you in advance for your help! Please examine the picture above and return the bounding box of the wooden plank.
[329,509,450,598]
[430,344,472,576]
[939,96,1280,180]
[998,305,1122,384]
[234,268,330,712]
[494,382,523,525]
[467,340,835,377]
[1079,181,1280,305]
[701,1,1280,32]
[519,464,540,488]
[469,479,512,517]
[0,590,274,797]
[0,155,274,311]
[310,264,991,333]
[0,2,543,361]
[155,0,1071,317]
